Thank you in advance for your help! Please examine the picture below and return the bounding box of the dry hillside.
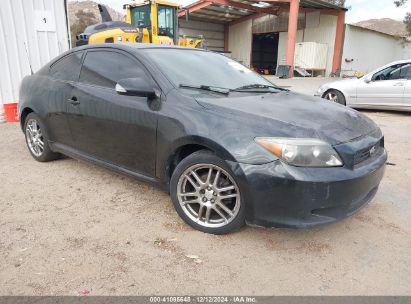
[68,0,125,25]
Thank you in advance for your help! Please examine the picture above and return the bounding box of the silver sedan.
[316,60,411,112]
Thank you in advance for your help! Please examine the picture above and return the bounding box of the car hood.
[195,91,379,146]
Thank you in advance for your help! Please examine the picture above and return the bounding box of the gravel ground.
[0,80,410,296]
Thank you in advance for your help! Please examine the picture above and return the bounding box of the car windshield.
[141,48,279,92]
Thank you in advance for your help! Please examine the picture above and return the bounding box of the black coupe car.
[19,44,387,234]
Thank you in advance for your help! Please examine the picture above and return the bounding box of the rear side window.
[390,64,410,80]
[400,64,411,80]
[50,52,83,82]
[79,50,147,88]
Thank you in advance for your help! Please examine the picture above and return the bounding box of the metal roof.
[179,0,347,24]
[300,0,347,10]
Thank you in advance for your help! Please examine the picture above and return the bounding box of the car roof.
[387,59,411,65]
[44,44,211,74]
[72,43,205,53]
[370,59,411,73]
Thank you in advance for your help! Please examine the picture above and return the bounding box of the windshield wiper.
[179,84,230,95]
[232,84,288,92]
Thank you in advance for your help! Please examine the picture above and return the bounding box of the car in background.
[316,60,411,112]
[19,44,386,234]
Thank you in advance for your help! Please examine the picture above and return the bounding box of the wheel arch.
[164,136,237,183]
[20,107,35,131]
[322,88,347,105]
[321,88,342,98]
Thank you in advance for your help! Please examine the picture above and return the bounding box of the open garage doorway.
[252,33,279,75]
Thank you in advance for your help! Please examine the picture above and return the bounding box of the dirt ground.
[0,80,410,295]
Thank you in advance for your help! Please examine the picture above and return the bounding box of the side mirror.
[115,77,157,99]
[364,75,372,83]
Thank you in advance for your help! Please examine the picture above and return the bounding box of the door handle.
[393,82,405,87]
[67,96,80,105]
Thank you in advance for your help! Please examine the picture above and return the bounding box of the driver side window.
[372,63,410,81]
[79,50,148,89]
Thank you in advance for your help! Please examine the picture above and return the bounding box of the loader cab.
[126,0,179,45]
[157,5,176,40]
[130,4,151,29]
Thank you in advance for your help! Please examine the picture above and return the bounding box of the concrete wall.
[278,14,337,75]
[341,25,411,74]
[228,19,252,67]
[179,19,225,52]
[0,0,70,119]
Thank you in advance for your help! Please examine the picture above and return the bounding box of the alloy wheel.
[177,164,241,228]
[25,119,44,157]
[325,92,338,103]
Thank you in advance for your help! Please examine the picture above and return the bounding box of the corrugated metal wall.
[294,42,328,69]
[342,25,411,74]
[179,19,225,52]
[252,12,306,33]
[302,14,337,75]
[277,14,337,75]
[0,0,70,119]
[228,19,252,67]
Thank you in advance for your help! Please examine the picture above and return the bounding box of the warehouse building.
[0,0,70,122]
[179,0,347,77]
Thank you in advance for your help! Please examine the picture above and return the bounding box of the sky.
[83,0,411,24]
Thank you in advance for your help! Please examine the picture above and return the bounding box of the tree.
[394,0,407,6]
[70,10,98,47]
[394,0,411,35]
[405,12,411,34]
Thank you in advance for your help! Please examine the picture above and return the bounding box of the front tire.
[170,151,245,234]
[323,89,346,106]
[24,113,60,162]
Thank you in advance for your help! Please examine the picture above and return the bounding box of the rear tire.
[24,113,60,162]
[170,150,246,234]
[323,89,346,106]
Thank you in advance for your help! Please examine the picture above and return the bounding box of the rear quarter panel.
[19,73,73,143]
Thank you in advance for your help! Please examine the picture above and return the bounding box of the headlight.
[255,137,343,167]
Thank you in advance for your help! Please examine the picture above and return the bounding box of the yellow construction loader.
[75,0,204,48]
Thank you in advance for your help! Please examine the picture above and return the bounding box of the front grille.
[334,135,384,169]
[353,138,384,165]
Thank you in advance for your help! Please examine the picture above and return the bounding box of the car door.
[46,51,84,146]
[67,49,158,176]
[402,65,411,108]
[356,63,408,107]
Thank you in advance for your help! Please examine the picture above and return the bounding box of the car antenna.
[23,42,34,75]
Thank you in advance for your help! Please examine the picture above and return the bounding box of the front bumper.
[229,148,387,229]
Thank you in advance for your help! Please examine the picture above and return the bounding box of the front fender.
[158,135,239,184]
